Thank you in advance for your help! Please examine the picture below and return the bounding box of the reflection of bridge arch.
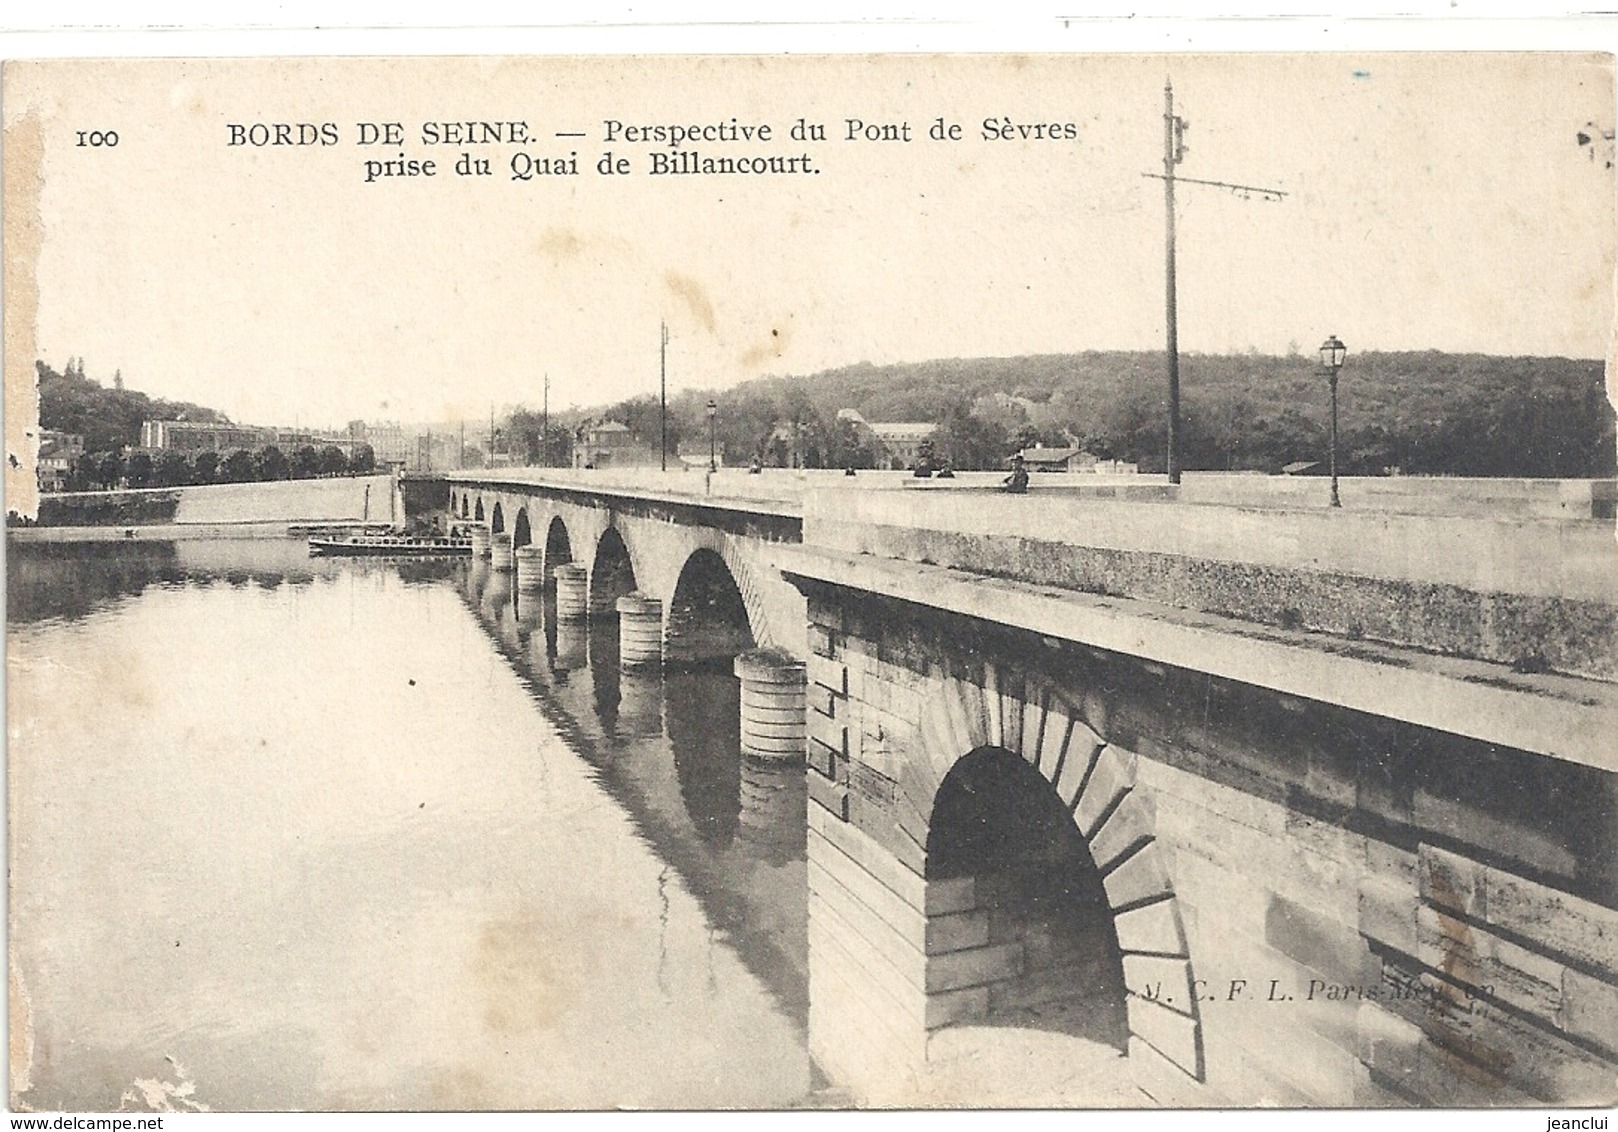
[908,677,1202,1080]
[665,547,756,668]
[512,507,532,549]
[589,526,639,617]
[490,502,506,534]
[664,671,741,849]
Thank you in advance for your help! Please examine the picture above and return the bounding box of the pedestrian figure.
[1002,453,1029,494]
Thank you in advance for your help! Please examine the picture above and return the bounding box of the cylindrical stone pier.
[468,523,491,559]
[734,648,807,762]
[554,563,588,621]
[515,545,545,591]
[616,593,664,670]
[490,531,514,572]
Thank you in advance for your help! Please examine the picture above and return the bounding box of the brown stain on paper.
[3,74,45,521]
[470,912,597,1037]
[1421,858,1515,1084]
[663,271,717,336]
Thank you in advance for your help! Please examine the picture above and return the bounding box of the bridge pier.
[553,564,589,621]
[616,594,664,669]
[489,531,514,573]
[514,545,545,591]
[734,649,806,762]
[467,522,490,559]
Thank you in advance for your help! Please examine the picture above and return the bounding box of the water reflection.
[455,565,810,1036]
[6,538,340,625]
[8,545,810,1110]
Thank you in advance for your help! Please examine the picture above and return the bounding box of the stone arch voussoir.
[907,660,1204,1083]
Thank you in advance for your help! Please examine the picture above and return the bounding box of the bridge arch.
[588,525,639,616]
[474,497,485,522]
[490,502,505,535]
[543,515,573,580]
[907,672,1203,1081]
[512,507,532,549]
[460,493,469,519]
[928,746,1128,1050]
[664,547,756,668]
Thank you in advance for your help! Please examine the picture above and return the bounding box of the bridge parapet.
[803,487,1617,681]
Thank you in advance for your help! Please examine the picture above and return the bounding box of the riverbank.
[28,474,401,530]
[11,522,312,542]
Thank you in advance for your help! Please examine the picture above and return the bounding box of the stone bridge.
[416,469,1618,1108]
[433,474,807,665]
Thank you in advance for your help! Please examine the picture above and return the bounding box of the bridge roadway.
[417,466,1618,1108]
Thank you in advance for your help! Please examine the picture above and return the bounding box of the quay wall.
[30,475,400,530]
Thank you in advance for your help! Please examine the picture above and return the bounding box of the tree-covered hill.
[37,358,228,453]
[614,349,1614,476]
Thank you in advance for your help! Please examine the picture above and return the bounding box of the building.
[1016,445,1138,474]
[573,420,661,469]
[140,419,264,452]
[347,420,410,468]
[35,430,84,492]
[140,418,361,458]
[837,409,937,470]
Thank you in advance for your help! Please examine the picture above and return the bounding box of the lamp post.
[1319,335,1347,508]
[706,398,718,473]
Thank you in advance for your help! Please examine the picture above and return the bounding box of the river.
[7,540,812,1111]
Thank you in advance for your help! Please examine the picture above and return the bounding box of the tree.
[67,453,98,491]
[191,449,220,484]
[319,445,348,476]
[126,450,154,488]
[96,450,125,489]
[935,402,1010,470]
[291,444,320,479]
[258,445,289,481]
[155,450,191,487]
[222,448,256,483]
[827,415,877,469]
[349,443,376,475]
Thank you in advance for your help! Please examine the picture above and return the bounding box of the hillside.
[622,350,1615,476]
[37,358,228,453]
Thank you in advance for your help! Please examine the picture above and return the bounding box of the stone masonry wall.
[797,578,1618,1107]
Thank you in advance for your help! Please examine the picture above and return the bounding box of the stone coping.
[778,546,1617,774]
[803,490,1615,603]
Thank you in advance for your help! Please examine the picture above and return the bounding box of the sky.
[7,48,1615,428]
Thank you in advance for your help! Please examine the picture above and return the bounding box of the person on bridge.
[1002,453,1029,494]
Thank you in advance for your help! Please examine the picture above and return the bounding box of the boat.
[308,532,473,557]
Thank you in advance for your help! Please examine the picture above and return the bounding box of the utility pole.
[542,374,550,468]
[488,404,495,470]
[660,321,670,472]
[1163,80,1181,484]
[1145,79,1285,485]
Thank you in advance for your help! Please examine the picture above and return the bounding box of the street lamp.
[1319,335,1347,508]
[706,399,718,473]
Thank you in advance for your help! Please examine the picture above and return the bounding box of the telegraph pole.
[542,374,549,467]
[1163,80,1181,484]
[1146,80,1285,485]
[660,321,670,472]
